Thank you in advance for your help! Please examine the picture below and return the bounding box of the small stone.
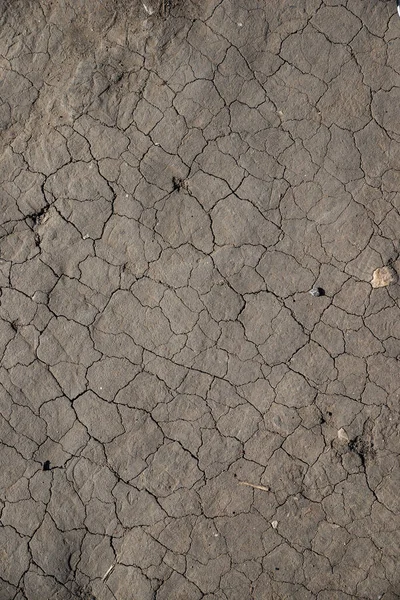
[371,266,397,288]
[271,520,278,529]
[337,428,349,443]
[309,287,325,297]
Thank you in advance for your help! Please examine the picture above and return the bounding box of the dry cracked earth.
[1,0,400,598]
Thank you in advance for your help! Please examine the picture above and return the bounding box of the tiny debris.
[238,480,270,492]
[30,206,49,227]
[348,435,375,465]
[43,460,51,471]
[142,2,154,15]
[371,266,397,288]
[337,428,349,443]
[102,564,115,582]
[271,520,278,529]
[172,176,187,191]
[398,0,400,17]
[309,287,325,297]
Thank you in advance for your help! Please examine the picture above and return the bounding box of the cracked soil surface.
[1,0,400,598]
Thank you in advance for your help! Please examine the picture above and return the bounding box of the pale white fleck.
[142,2,154,15]
[338,428,349,443]
[102,564,115,582]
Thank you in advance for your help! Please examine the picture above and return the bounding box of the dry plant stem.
[238,481,270,492]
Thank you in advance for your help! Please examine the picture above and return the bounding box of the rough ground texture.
[1,0,400,598]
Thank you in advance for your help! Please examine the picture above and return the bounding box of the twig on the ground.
[237,481,270,492]
[102,565,115,582]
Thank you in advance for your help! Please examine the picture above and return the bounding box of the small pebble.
[309,287,324,297]
[338,428,349,443]
[371,266,397,288]
[271,520,278,529]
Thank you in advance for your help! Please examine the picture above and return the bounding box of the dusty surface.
[1,0,400,598]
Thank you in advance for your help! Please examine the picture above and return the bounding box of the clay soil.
[1,1,400,599]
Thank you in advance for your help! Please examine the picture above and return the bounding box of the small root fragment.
[238,481,270,492]
[102,565,115,582]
